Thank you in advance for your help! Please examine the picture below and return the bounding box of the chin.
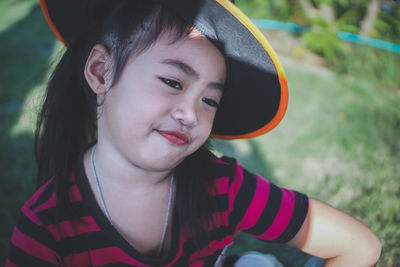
[140,155,184,172]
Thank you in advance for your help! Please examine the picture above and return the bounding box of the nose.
[172,96,198,128]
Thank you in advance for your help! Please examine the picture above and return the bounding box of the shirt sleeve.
[224,157,309,243]
[6,184,61,266]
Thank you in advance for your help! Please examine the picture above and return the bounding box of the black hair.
[35,0,221,254]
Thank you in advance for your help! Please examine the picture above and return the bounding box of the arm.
[6,207,61,266]
[288,198,381,267]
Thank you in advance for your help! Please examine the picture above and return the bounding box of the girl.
[7,0,381,266]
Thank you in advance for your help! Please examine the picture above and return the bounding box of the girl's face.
[97,30,226,172]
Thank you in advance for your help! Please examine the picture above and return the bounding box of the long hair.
[35,0,220,252]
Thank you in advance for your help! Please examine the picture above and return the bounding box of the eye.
[160,77,182,90]
[202,97,219,108]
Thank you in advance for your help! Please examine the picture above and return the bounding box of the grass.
[0,0,57,261]
[1,1,400,266]
[0,0,36,32]
[213,63,400,266]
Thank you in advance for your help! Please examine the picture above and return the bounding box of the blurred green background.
[0,0,399,266]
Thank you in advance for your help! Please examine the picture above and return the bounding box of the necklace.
[90,145,174,256]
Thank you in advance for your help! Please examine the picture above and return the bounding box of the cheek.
[115,86,168,118]
[197,110,216,138]
[204,107,218,127]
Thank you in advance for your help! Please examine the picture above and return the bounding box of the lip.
[157,130,189,146]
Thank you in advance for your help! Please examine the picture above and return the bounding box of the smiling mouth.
[157,130,189,146]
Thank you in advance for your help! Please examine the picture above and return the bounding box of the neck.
[83,143,173,191]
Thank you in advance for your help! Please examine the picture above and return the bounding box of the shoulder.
[208,155,262,192]
[209,155,237,178]
[207,155,274,209]
[20,172,82,227]
[207,155,241,192]
[7,178,63,266]
[209,154,247,180]
[210,155,309,242]
[21,178,57,223]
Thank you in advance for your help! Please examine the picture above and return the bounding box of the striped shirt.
[6,156,308,266]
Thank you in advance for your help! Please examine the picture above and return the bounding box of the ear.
[84,44,112,95]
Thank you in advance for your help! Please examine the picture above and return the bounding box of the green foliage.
[314,0,334,6]
[336,9,362,33]
[236,0,271,19]
[373,8,400,43]
[301,18,343,63]
[302,30,341,59]
[236,0,307,23]
[300,10,400,91]
[238,0,400,46]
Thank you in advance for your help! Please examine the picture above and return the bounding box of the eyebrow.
[161,59,225,91]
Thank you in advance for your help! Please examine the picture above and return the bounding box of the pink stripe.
[22,204,45,226]
[68,184,83,202]
[191,260,205,267]
[32,184,81,214]
[209,212,229,229]
[179,227,192,245]
[212,157,229,165]
[63,251,91,267]
[46,216,101,241]
[258,188,295,240]
[64,247,147,266]
[213,176,230,195]
[11,227,60,265]
[208,176,230,196]
[228,162,245,213]
[33,193,56,213]
[235,175,270,232]
[91,247,147,266]
[208,236,233,251]
[189,236,233,262]
[26,178,54,208]
[4,259,18,267]
[198,211,229,232]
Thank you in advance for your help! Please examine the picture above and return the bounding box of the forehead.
[126,28,226,82]
[153,28,218,56]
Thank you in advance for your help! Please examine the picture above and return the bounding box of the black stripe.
[36,200,86,225]
[30,180,56,211]
[7,242,59,267]
[228,168,257,231]
[212,161,234,179]
[244,183,282,236]
[173,247,193,266]
[192,224,233,246]
[56,230,115,257]
[180,229,232,266]
[202,253,220,266]
[210,193,229,212]
[274,191,309,243]
[180,224,233,252]
[16,213,59,251]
